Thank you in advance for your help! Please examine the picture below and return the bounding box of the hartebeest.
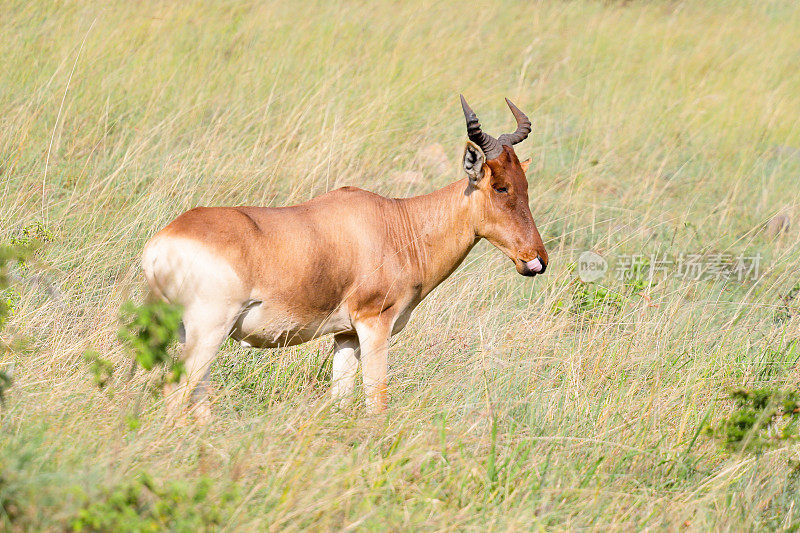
[143,96,548,420]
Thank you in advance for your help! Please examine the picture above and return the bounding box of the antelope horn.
[460,95,502,160]
[497,98,531,146]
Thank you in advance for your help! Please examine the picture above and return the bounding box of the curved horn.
[460,95,502,160]
[497,98,531,146]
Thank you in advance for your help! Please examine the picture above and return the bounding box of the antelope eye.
[493,185,508,194]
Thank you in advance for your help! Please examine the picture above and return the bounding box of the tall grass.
[2,0,800,529]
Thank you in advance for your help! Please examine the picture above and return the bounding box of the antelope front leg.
[354,319,391,414]
[331,333,359,408]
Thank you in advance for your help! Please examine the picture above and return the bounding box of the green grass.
[3,0,800,529]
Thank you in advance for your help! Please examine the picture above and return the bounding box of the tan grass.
[3,0,800,530]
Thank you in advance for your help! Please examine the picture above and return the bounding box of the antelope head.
[460,95,548,277]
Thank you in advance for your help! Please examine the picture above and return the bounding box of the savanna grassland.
[3,0,800,530]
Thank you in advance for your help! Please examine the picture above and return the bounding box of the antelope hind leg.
[164,306,238,424]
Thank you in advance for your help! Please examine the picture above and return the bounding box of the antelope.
[142,96,548,420]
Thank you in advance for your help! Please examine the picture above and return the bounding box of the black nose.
[538,256,547,274]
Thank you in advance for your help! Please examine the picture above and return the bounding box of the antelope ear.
[520,158,531,173]
[463,141,486,184]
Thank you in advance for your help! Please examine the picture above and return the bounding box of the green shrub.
[0,244,29,405]
[118,301,184,384]
[70,473,237,532]
[706,388,800,453]
[551,279,624,317]
[8,222,55,249]
[571,281,624,316]
[83,351,114,389]
[775,283,800,323]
